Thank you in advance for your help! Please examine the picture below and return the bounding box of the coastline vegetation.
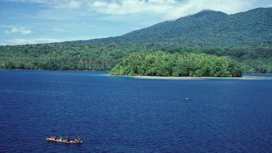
[0,44,271,74]
[1,8,272,74]
[110,51,243,77]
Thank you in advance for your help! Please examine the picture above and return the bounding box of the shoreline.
[131,75,272,80]
[1,69,271,80]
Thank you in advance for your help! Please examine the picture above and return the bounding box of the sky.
[0,0,271,46]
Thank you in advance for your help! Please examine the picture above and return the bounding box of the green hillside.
[0,8,272,73]
[69,7,272,46]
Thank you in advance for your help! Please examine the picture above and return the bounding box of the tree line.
[0,43,271,73]
[110,51,243,77]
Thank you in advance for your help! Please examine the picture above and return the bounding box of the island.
[110,51,242,77]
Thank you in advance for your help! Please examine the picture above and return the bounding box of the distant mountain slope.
[1,8,272,73]
[120,10,229,43]
[72,7,272,46]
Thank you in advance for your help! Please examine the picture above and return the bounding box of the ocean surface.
[1,70,272,153]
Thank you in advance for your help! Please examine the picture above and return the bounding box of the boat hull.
[46,138,83,144]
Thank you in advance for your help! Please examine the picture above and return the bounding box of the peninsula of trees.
[110,51,243,77]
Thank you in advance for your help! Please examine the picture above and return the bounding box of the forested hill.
[67,7,272,46]
[110,51,243,77]
[1,8,272,73]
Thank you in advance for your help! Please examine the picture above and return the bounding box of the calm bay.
[1,70,272,152]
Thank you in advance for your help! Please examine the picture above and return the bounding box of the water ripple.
[1,71,272,152]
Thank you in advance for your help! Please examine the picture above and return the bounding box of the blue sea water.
[0,70,272,153]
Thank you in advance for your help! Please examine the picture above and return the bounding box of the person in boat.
[74,137,77,143]
[59,136,63,141]
[77,136,80,142]
[53,136,56,140]
[65,136,70,143]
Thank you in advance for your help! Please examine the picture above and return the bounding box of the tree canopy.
[0,8,272,73]
[110,51,243,77]
[64,8,272,47]
[0,44,271,74]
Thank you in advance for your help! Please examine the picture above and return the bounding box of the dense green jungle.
[110,51,243,77]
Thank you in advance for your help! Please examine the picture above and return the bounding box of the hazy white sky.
[0,0,271,45]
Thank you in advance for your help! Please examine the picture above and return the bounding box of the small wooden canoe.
[46,138,83,144]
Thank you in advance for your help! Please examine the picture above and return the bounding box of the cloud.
[6,0,82,9]
[87,0,257,20]
[0,36,104,46]
[5,0,271,21]
[164,0,254,20]
[4,27,32,35]
[1,0,271,46]
[54,0,81,9]
[88,0,175,15]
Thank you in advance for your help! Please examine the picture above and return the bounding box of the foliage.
[0,43,145,71]
[0,8,272,73]
[110,51,243,77]
[0,43,271,73]
[66,8,272,47]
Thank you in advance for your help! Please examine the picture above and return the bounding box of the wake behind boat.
[46,137,83,144]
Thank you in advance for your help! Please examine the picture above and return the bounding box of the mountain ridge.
[64,7,272,46]
[1,7,272,73]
